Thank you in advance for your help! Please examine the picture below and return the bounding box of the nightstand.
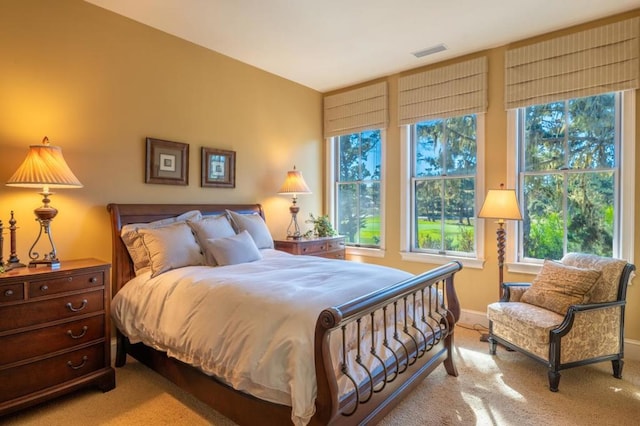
[274,236,346,259]
[0,259,115,416]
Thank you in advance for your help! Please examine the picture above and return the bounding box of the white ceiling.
[85,0,640,93]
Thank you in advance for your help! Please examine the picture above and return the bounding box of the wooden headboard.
[106,203,264,296]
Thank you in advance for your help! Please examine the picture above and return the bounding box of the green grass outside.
[347,216,474,249]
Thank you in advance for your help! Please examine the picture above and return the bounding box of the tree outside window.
[412,115,477,255]
[519,93,618,260]
[335,130,382,247]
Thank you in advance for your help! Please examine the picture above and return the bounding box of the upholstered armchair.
[487,253,635,391]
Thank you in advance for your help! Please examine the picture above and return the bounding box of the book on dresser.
[0,259,115,416]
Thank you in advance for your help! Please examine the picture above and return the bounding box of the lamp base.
[29,258,61,269]
[4,260,26,271]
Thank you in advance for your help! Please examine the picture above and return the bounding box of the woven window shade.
[323,82,388,138]
[505,17,640,109]
[398,56,488,125]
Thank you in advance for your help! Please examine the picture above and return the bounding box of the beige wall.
[328,9,640,340]
[2,1,639,341]
[0,1,323,270]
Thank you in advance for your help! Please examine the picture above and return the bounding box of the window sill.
[506,262,542,276]
[346,246,386,258]
[400,252,484,269]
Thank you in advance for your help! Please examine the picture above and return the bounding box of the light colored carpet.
[4,326,640,425]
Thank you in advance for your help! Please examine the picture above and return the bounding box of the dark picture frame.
[201,147,236,188]
[145,137,189,185]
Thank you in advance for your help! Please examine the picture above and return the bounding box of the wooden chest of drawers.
[274,236,346,259]
[0,259,115,416]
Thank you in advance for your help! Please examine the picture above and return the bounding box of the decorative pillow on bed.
[138,222,204,278]
[521,259,602,315]
[203,230,263,266]
[226,210,274,249]
[187,214,237,266]
[120,210,202,275]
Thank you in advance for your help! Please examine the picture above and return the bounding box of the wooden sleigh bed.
[107,203,463,425]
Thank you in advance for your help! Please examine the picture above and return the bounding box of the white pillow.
[138,222,204,278]
[187,214,237,265]
[226,210,274,249]
[203,230,263,266]
[121,210,202,275]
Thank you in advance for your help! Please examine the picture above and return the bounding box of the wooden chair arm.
[554,300,625,336]
[500,282,531,302]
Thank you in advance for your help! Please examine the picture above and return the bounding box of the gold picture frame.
[145,137,189,185]
[201,147,235,188]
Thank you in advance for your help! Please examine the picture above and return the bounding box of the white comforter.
[111,249,412,425]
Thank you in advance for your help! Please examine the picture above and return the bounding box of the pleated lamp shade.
[6,137,83,189]
[278,167,311,195]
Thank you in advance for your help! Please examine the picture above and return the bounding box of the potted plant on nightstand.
[304,213,337,238]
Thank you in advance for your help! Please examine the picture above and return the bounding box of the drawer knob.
[67,325,89,339]
[67,355,88,370]
[90,277,98,284]
[4,289,14,297]
[40,285,49,292]
[302,248,307,252]
[68,277,73,282]
[66,299,88,312]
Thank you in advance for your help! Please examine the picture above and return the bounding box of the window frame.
[399,114,486,269]
[326,129,386,258]
[507,90,635,275]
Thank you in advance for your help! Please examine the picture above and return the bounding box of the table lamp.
[6,137,83,267]
[278,166,311,239]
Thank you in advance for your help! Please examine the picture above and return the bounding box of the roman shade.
[398,56,488,125]
[505,17,640,110]
[323,81,388,138]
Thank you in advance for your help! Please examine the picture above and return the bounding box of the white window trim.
[325,130,387,257]
[399,115,486,270]
[506,90,635,276]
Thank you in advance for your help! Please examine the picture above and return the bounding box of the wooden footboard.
[107,203,463,426]
[312,261,462,425]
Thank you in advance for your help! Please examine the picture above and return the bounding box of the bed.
[107,203,463,425]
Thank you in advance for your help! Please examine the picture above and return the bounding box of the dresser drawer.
[0,290,104,332]
[0,284,24,305]
[298,240,329,255]
[0,343,105,402]
[0,315,105,366]
[316,250,345,260]
[326,239,345,252]
[29,271,104,299]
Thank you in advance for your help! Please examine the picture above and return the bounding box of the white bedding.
[111,249,413,426]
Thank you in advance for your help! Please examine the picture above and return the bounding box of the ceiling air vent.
[412,43,447,58]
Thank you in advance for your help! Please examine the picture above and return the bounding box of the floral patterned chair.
[487,253,635,391]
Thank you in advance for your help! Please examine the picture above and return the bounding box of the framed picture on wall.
[145,137,189,185]
[201,147,235,188]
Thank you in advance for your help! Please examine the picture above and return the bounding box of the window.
[334,129,382,248]
[515,92,631,262]
[410,115,478,257]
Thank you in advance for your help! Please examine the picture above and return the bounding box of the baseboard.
[625,338,640,361]
[458,308,489,330]
[458,308,640,361]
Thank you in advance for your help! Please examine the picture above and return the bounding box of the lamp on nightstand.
[278,166,311,240]
[6,136,83,268]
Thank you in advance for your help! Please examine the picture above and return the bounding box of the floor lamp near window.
[478,184,522,341]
